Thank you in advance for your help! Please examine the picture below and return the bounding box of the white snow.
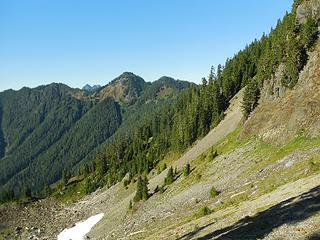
[57,213,104,240]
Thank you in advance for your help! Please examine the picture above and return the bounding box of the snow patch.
[57,213,104,240]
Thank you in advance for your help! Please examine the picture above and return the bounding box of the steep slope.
[88,59,320,238]
[0,85,246,239]
[3,74,319,239]
[147,88,244,191]
[0,84,122,195]
[1,1,320,239]
[71,4,320,239]
[3,98,122,194]
[0,84,95,187]
[296,0,320,24]
[241,40,320,144]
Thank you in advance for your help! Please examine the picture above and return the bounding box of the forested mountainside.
[1,0,318,203]
[242,0,319,117]
[1,0,320,239]
[0,74,191,201]
[70,0,319,197]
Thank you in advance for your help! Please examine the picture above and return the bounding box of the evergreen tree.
[133,176,149,202]
[84,178,96,194]
[302,17,318,50]
[282,37,306,88]
[22,186,32,199]
[2,188,15,202]
[242,79,260,118]
[133,176,143,202]
[142,176,149,201]
[165,167,174,185]
[43,184,51,197]
[96,153,107,177]
[62,169,71,185]
[183,163,191,177]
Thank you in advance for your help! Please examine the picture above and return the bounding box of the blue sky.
[0,0,293,91]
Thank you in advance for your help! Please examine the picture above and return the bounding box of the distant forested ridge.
[0,74,192,200]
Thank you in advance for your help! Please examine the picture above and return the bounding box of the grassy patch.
[0,228,13,240]
[251,134,320,192]
[155,151,181,174]
[254,134,320,164]
[194,206,213,218]
[308,153,320,173]
[209,187,219,198]
[216,128,249,155]
[53,181,86,203]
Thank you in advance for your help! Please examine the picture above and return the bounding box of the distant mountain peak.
[112,72,145,85]
[119,71,138,77]
[82,84,101,92]
[96,72,147,104]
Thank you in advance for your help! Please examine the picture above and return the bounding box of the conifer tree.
[133,176,143,202]
[302,17,318,50]
[134,176,149,202]
[142,176,149,201]
[183,163,190,177]
[165,167,174,185]
[22,186,32,199]
[242,79,260,118]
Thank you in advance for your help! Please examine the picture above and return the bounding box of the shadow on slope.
[307,232,320,240]
[177,186,320,240]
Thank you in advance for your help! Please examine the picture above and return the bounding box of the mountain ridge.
[0,72,192,198]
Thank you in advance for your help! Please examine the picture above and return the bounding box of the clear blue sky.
[0,0,293,91]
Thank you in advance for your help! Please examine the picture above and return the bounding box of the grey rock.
[296,0,320,24]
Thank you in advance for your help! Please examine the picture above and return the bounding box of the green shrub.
[309,158,320,172]
[199,206,212,216]
[123,179,130,187]
[208,148,218,161]
[133,176,149,202]
[210,186,218,198]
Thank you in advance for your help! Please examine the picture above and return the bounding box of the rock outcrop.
[241,41,320,144]
[296,0,320,24]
